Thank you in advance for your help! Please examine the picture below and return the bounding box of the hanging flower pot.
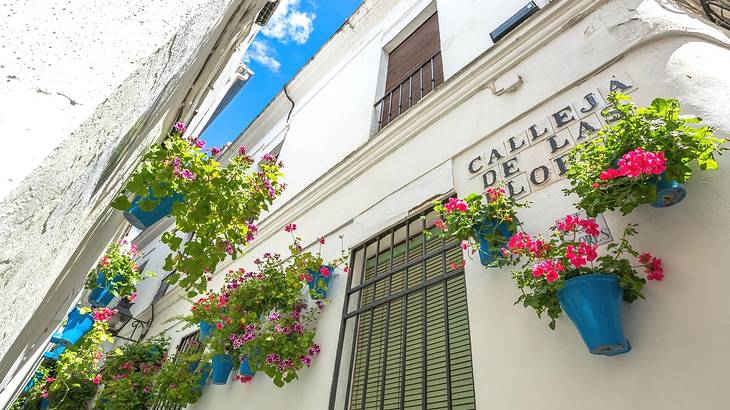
[238,355,255,378]
[43,345,66,361]
[39,398,49,410]
[472,218,515,266]
[123,192,184,230]
[210,354,233,385]
[50,307,84,344]
[306,266,333,300]
[58,308,94,347]
[651,173,686,208]
[87,272,124,307]
[198,321,212,342]
[564,93,723,217]
[557,273,630,356]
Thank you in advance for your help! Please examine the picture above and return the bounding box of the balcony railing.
[374,50,443,132]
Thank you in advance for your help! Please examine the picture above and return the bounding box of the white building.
[12,0,730,408]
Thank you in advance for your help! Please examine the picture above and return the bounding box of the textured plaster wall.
[0,0,267,386]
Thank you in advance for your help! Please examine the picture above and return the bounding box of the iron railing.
[373,51,443,132]
[700,0,730,29]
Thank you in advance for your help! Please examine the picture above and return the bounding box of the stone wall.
[0,0,268,384]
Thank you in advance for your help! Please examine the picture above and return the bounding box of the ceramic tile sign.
[456,73,636,199]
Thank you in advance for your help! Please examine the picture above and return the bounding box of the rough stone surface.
[0,0,266,382]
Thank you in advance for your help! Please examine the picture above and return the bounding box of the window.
[331,205,477,409]
[151,330,202,410]
[375,12,444,131]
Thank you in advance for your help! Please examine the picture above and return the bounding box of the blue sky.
[201,0,363,148]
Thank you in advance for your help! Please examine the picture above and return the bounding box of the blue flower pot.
[123,192,184,230]
[58,310,94,348]
[651,173,686,208]
[472,219,514,266]
[39,398,49,409]
[307,266,333,300]
[210,354,233,385]
[43,345,66,361]
[239,355,255,378]
[87,272,124,307]
[557,273,630,356]
[50,307,84,344]
[197,363,211,391]
[22,371,45,393]
[198,321,212,342]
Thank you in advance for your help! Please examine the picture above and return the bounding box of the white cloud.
[244,40,281,72]
[261,0,316,45]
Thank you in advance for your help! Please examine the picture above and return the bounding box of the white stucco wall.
[132,0,730,409]
[0,0,269,392]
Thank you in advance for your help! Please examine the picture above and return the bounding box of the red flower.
[319,237,325,245]
[284,223,297,233]
[320,267,331,278]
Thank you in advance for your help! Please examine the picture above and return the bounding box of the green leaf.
[110,195,131,211]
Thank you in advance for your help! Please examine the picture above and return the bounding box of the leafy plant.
[14,310,114,409]
[94,337,169,410]
[110,124,285,296]
[504,214,663,329]
[429,187,529,266]
[153,350,205,407]
[85,241,154,299]
[565,93,725,216]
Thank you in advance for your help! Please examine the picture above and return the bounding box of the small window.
[375,12,444,131]
[331,204,477,409]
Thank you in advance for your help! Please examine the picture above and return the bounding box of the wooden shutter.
[379,12,444,128]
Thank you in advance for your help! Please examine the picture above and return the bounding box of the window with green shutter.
[330,205,477,409]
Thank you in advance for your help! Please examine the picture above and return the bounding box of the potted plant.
[94,337,169,410]
[86,241,154,307]
[242,303,322,387]
[49,306,96,348]
[431,187,528,267]
[110,122,285,297]
[284,224,349,300]
[185,291,228,342]
[503,214,664,355]
[565,93,725,216]
[153,350,206,407]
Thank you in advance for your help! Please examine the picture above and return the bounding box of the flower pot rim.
[558,273,619,295]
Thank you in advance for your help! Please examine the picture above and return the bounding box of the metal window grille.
[330,205,477,409]
[374,51,444,132]
[255,1,280,26]
[150,330,202,410]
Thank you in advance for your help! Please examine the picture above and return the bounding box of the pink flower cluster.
[173,122,186,134]
[229,325,257,349]
[92,308,117,322]
[565,243,598,268]
[485,186,505,202]
[433,218,447,231]
[507,232,550,258]
[599,148,667,181]
[319,266,331,278]
[532,259,565,283]
[444,198,468,213]
[171,157,196,181]
[640,253,664,281]
[284,223,297,233]
[233,374,253,384]
[556,215,600,237]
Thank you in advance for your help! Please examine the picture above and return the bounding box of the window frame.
[328,199,477,409]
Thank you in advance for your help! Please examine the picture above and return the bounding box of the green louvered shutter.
[340,207,477,409]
